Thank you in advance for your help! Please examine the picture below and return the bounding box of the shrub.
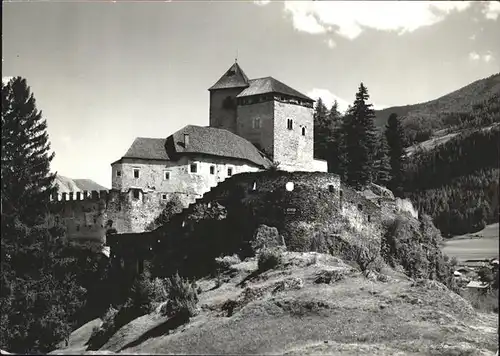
[160,273,199,319]
[215,254,241,271]
[258,248,283,272]
[461,288,498,313]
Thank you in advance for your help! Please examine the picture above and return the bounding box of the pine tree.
[341,83,377,189]
[385,113,407,196]
[313,97,330,160]
[374,133,392,186]
[326,101,344,175]
[1,77,57,226]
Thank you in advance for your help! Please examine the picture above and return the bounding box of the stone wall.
[273,101,314,171]
[112,155,261,196]
[209,87,245,133]
[236,100,275,156]
[163,171,382,247]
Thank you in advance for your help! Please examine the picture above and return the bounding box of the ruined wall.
[112,156,261,196]
[47,188,203,240]
[48,191,108,241]
[163,171,383,248]
[236,99,275,156]
[273,101,314,171]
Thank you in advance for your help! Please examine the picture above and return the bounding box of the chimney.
[184,133,189,147]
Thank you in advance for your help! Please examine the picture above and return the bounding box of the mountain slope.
[55,175,108,193]
[51,251,498,355]
[374,73,500,129]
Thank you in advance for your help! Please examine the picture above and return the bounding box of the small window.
[368,215,371,222]
[93,218,97,224]
[133,169,140,178]
[76,225,80,232]
[162,194,167,200]
[358,204,363,211]
[190,163,198,173]
[339,190,343,199]
[210,165,215,175]
[253,118,261,129]
[164,171,170,180]
[302,127,306,136]
[133,189,140,199]
[328,184,334,193]
[116,170,122,177]
[227,167,233,177]
[287,119,293,130]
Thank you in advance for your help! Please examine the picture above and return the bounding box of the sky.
[3,0,499,188]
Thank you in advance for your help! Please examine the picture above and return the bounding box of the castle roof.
[115,126,271,168]
[208,62,250,91]
[171,125,271,168]
[122,137,170,160]
[237,77,314,102]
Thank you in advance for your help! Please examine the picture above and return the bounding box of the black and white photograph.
[1,0,499,354]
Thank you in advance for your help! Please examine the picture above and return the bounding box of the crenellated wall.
[46,188,201,241]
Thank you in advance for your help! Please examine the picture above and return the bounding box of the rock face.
[251,224,287,253]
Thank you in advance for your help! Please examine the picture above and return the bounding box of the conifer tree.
[326,101,344,174]
[313,97,330,160]
[1,77,57,226]
[341,83,377,189]
[385,113,407,196]
[374,133,392,186]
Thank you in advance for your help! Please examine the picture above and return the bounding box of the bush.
[461,288,498,313]
[258,248,283,272]
[160,273,199,319]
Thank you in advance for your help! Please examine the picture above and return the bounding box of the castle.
[47,62,328,240]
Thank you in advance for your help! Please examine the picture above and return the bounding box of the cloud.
[308,88,387,114]
[469,51,481,61]
[283,1,473,40]
[483,1,500,20]
[326,39,337,49]
[469,50,494,62]
[253,0,270,6]
[307,88,351,113]
[2,76,14,85]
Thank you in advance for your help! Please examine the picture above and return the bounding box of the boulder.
[251,225,286,254]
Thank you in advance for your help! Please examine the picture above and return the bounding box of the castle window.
[287,119,293,130]
[210,165,215,175]
[116,170,121,177]
[368,215,371,222]
[358,204,363,211]
[253,118,261,129]
[190,163,198,173]
[339,190,343,199]
[133,169,140,179]
[302,127,306,136]
[133,189,140,200]
[162,194,167,200]
[164,171,170,180]
[328,184,335,193]
[227,167,233,177]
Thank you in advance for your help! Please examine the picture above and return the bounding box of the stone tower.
[208,62,250,133]
[235,77,315,171]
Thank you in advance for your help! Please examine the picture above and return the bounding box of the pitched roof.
[237,77,314,102]
[171,125,271,168]
[208,62,250,91]
[116,126,271,168]
[122,137,170,160]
